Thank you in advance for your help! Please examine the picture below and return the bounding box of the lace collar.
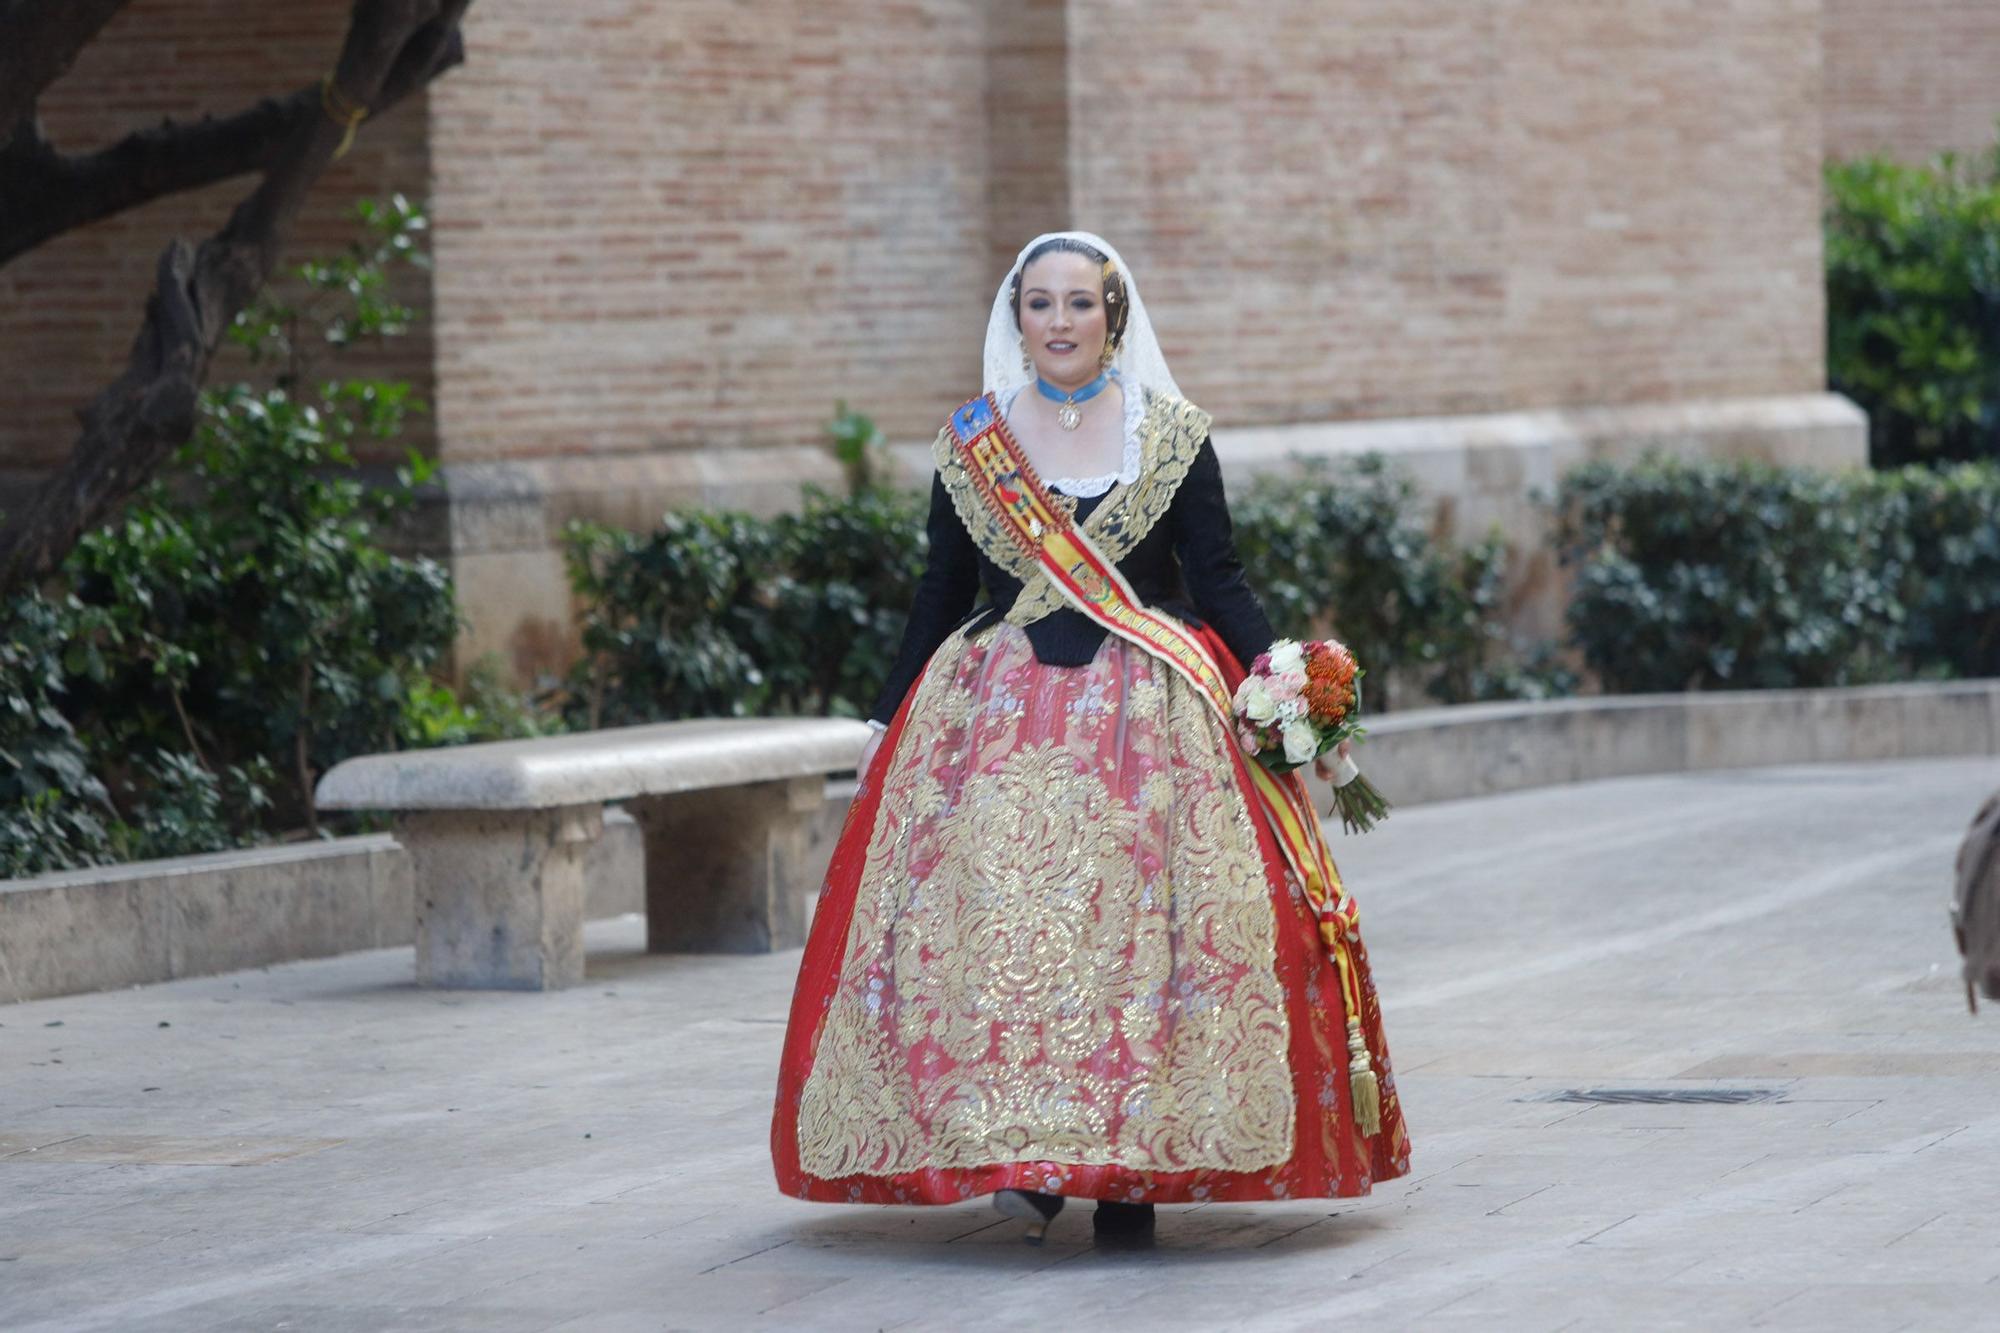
[998,381,1145,497]
[932,388,1212,629]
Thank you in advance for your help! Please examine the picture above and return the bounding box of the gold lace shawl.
[931,388,1212,628]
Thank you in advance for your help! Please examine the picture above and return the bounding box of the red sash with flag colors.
[947,393,1384,1136]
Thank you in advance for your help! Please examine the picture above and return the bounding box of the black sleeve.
[868,474,981,724]
[1171,436,1277,670]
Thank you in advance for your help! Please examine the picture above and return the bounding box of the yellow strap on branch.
[320,74,368,160]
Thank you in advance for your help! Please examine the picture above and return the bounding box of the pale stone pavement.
[4,758,1999,1332]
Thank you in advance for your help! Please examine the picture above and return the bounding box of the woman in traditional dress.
[771,231,1410,1245]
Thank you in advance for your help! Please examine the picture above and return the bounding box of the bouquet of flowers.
[1231,637,1392,834]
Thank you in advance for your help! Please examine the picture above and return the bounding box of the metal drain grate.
[1540,1087,1782,1106]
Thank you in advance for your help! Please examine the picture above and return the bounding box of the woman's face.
[1018,251,1108,391]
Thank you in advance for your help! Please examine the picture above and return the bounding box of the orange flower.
[1303,677,1351,726]
[1303,640,1358,723]
[1306,639,1358,688]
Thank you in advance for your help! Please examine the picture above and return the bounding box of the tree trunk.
[0,0,471,594]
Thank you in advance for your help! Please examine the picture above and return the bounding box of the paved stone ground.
[5,758,2000,1332]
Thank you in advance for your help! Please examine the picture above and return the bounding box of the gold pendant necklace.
[1056,400,1083,431]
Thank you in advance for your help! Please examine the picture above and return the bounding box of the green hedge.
[1557,456,2000,692]
[0,592,120,876]
[562,485,929,726]
[564,455,1562,726]
[1825,130,2000,467]
[1233,456,1573,708]
[1890,463,2000,677]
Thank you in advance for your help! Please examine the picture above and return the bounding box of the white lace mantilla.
[999,382,1144,497]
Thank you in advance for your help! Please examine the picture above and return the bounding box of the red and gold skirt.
[771,620,1410,1205]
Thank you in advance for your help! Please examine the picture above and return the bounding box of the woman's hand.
[1312,738,1353,783]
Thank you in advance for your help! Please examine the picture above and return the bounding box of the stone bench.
[314,718,869,990]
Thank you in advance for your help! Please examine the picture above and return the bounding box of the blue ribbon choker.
[1035,369,1114,407]
[1036,368,1116,430]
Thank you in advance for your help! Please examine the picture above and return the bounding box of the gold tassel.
[1346,1017,1381,1138]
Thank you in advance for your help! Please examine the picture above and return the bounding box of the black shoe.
[1092,1199,1156,1246]
[993,1189,1064,1245]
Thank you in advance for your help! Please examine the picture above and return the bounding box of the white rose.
[1282,718,1319,766]
[1268,641,1306,675]
[1241,679,1278,723]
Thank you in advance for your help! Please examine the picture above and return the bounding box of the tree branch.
[0,23,461,268]
[0,0,473,593]
[0,0,132,130]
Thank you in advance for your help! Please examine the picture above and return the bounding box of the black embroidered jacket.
[867,392,1277,725]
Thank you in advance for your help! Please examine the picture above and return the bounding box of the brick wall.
[10,1,1960,483]
[984,0,1072,279]
[1825,0,2000,163]
[0,0,434,481]
[423,0,994,466]
[1067,0,1825,426]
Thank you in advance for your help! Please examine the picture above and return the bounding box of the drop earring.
[1021,337,1033,373]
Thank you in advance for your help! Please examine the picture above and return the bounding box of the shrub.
[1878,462,2000,677]
[400,655,564,748]
[0,592,118,875]
[563,509,780,727]
[114,751,276,863]
[55,378,458,835]
[1825,132,2000,467]
[1232,455,1566,708]
[46,196,463,839]
[1554,455,2000,692]
[569,453,1553,723]
[0,197,497,876]
[761,486,932,714]
[824,400,889,497]
[564,485,927,727]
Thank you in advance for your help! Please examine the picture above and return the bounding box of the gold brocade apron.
[938,394,1382,1134]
